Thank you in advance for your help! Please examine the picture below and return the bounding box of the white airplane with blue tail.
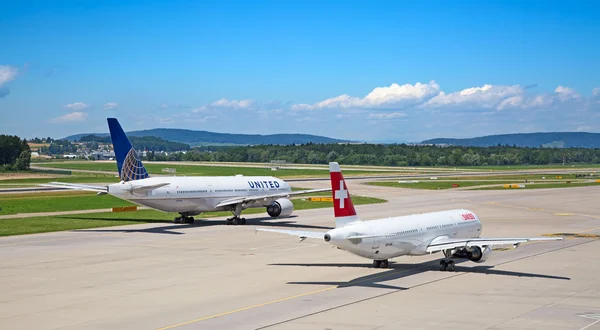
[43,118,329,225]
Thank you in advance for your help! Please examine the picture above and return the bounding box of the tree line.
[79,134,190,152]
[0,135,31,171]
[142,143,600,166]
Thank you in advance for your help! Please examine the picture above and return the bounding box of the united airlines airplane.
[44,118,329,225]
[257,162,563,270]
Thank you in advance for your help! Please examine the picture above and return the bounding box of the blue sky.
[1,0,599,142]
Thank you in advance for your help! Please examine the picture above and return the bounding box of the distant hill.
[421,132,600,148]
[78,134,190,151]
[64,128,349,146]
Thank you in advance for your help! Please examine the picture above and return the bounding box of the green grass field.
[0,195,385,236]
[441,173,595,181]
[0,174,118,185]
[366,180,512,190]
[0,188,336,215]
[0,191,132,215]
[454,164,600,170]
[34,162,396,177]
[368,178,600,190]
[474,181,600,190]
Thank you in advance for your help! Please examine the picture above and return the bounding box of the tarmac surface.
[1,180,599,330]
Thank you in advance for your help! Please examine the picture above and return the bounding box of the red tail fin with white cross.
[329,162,361,227]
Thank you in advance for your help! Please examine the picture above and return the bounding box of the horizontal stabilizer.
[130,182,170,193]
[255,227,326,240]
[346,234,386,240]
[215,188,330,208]
[426,236,564,253]
[39,182,108,193]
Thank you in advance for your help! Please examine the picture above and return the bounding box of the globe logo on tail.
[120,148,149,182]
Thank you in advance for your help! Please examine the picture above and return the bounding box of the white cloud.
[50,112,88,123]
[104,102,118,109]
[292,81,440,110]
[191,98,256,113]
[64,102,89,110]
[554,86,581,100]
[210,98,255,109]
[368,112,407,119]
[424,84,524,110]
[0,65,18,86]
[294,117,314,122]
[122,82,600,142]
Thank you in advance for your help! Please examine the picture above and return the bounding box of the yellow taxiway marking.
[157,286,337,330]
[554,213,575,216]
[157,266,419,330]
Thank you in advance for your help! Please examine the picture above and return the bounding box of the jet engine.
[452,246,492,263]
[266,198,294,218]
[466,246,492,263]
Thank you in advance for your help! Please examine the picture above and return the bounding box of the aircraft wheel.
[447,261,455,272]
[232,218,239,226]
[381,260,389,269]
[440,260,447,271]
[373,260,381,268]
[241,218,246,225]
[173,217,181,224]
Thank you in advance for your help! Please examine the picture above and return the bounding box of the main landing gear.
[226,203,246,226]
[439,249,455,272]
[173,214,195,224]
[225,216,246,226]
[372,260,389,269]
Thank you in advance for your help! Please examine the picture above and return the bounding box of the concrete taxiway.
[1,181,599,330]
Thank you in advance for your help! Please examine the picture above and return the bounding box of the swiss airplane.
[43,118,329,225]
[257,162,563,270]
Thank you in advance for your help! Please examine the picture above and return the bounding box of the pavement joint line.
[158,238,585,330]
[156,263,431,330]
[256,238,597,330]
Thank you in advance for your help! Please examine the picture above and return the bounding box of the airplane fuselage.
[107,176,292,213]
[326,209,482,260]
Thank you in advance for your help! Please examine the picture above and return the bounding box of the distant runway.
[1,180,599,329]
[13,164,600,195]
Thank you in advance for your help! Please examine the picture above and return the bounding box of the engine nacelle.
[266,198,294,218]
[467,246,492,263]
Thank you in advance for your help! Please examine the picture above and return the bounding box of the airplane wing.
[255,228,326,241]
[39,182,109,194]
[39,181,170,195]
[215,188,331,208]
[256,228,380,241]
[426,236,563,253]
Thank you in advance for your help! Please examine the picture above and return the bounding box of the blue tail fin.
[107,118,149,182]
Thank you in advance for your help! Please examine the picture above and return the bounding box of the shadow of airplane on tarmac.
[63,214,332,235]
[272,259,570,290]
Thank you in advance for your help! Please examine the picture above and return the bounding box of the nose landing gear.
[372,259,389,269]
